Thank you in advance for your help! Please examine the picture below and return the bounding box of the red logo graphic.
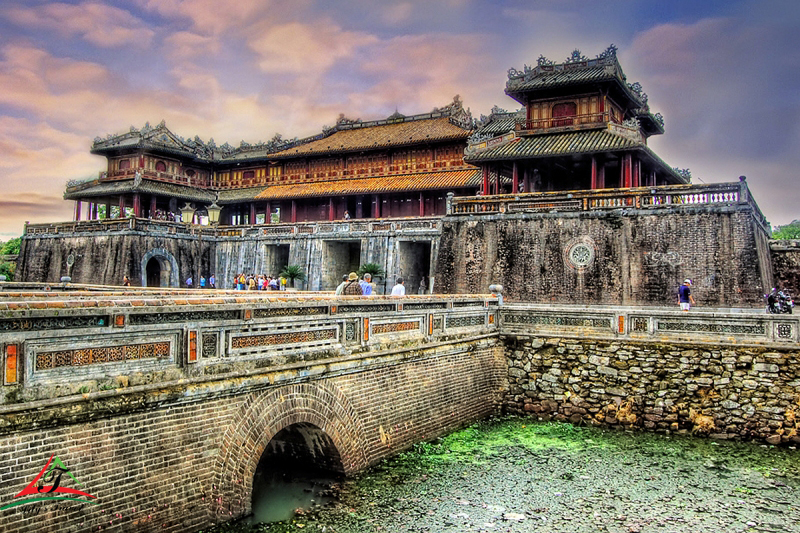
[1,454,98,510]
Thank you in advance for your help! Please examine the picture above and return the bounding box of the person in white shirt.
[390,277,405,296]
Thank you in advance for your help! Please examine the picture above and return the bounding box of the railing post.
[446,192,454,215]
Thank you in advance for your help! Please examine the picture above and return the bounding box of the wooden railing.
[516,111,617,132]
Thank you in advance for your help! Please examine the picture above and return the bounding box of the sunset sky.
[1,0,797,239]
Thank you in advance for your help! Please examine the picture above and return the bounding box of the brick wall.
[0,338,505,532]
[503,334,800,444]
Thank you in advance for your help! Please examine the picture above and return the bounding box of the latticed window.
[118,159,131,170]
[552,102,577,126]
[155,160,167,172]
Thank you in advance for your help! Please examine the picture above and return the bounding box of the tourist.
[360,273,374,296]
[248,275,257,290]
[186,276,193,288]
[209,274,215,289]
[200,276,206,289]
[258,275,266,291]
[343,272,363,295]
[678,279,695,311]
[122,275,131,287]
[269,276,279,290]
[344,210,351,220]
[335,274,348,295]
[391,277,405,297]
[418,276,427,295]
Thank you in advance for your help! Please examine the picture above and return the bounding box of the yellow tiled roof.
[255,169,481,199]
[269,117,471,158]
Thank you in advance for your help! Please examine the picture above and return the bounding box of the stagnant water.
[248,467,338,524]
[203,417,800,533]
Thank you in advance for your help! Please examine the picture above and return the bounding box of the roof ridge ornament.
[565,49,588,64]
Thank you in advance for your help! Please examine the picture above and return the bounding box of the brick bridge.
[0,287,798,532]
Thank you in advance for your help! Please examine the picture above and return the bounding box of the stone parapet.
[0,291,498,408]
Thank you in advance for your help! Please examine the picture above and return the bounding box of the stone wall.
[436,205,772,306]
[503,335,800,444]
[0,338,505,533]
[19,218,441,292]
[769,240,800,294]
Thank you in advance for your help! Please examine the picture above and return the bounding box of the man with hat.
[343,272,363,295]
[678,279,695,311]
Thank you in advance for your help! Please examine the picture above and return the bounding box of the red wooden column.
[355,196,363,219]
[622,154,633,188]
[512,162,519,194]
[598,165,605,189]
[482,165,489,195]
[523,169,530,193]
[149,197,156,218]
[328,198,334,221]
[632,158,640,188]
[249,202,256,224]
[133,193,141,217]
[119,196,126,218]
[419,192,425,216]
[74,201,81,221]
[590,157,598,189]
[291,200,297,223]
[265,201,271,224]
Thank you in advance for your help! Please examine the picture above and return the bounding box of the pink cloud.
[4,2,154,48]
[134,0,301,35]
[247,20,378,73]
[163,31,220,59]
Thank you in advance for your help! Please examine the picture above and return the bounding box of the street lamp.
[206,201,221,226]
[180,202,196,224]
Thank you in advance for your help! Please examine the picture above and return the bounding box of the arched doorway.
[251,423,344,524]
[145,257,161,287]
[140,248,179,287]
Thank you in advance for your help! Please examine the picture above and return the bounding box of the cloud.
[629,17,800,226]
[134,0,302,35]
[4,2,155,48]
[163,31,220,59]
[247,20,378,74]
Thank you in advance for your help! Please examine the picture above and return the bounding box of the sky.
[1,0,798,239]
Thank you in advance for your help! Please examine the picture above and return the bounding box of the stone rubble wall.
[503,334,800,445]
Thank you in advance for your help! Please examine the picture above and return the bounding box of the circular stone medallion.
[564,237,596,271]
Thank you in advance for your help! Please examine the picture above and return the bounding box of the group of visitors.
[232,273,285,291]
[185,275,216,289]
[335,272,405,296]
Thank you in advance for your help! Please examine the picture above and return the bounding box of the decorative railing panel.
[501,304,798,345]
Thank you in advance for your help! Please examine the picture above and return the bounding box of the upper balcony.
[515,111,616,136]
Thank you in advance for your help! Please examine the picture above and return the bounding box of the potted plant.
[279,265,306,290]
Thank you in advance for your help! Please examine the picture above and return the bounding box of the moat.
[204,417,800,533]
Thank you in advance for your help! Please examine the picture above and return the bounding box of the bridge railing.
[0,292,498,405]
[501,304,798,345]
[23,216,443,237]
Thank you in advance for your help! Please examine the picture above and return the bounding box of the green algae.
[201,417,800,533]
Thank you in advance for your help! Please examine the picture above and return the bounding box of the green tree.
[1,237,21,255]
[772,220,800,240]
[0,261,14,280]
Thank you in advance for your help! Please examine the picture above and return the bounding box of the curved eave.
[464,130,687,185]
[64,178,216,203]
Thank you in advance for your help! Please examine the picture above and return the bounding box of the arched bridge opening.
[251,422,345,523]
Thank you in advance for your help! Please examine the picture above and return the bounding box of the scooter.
[766,289,794,314]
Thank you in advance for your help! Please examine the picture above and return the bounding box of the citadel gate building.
[17,46,775,305]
